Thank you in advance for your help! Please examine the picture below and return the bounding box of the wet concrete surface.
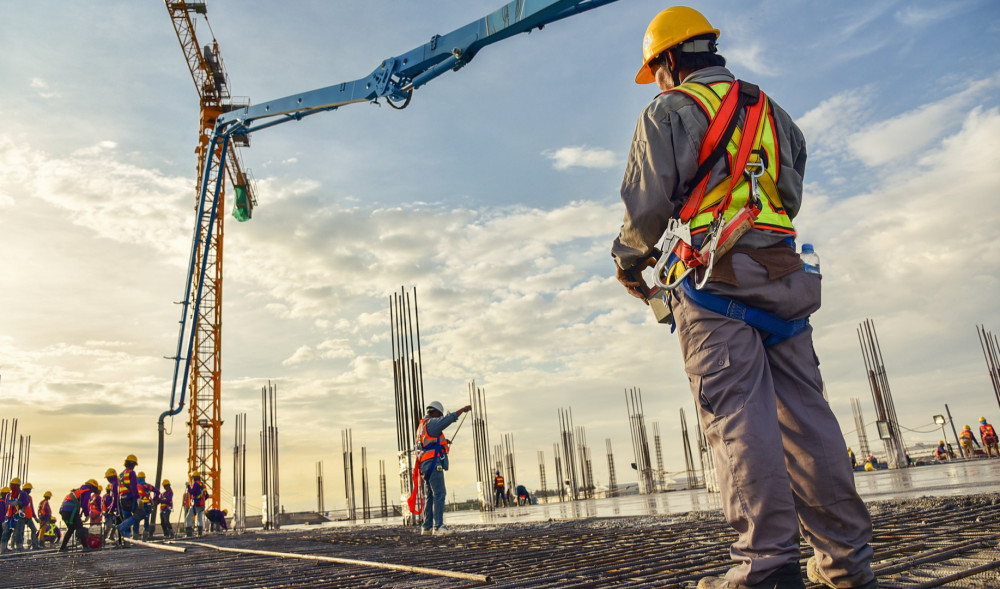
[319,457,1000,528]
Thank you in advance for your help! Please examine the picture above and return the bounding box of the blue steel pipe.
[156,133,230,489]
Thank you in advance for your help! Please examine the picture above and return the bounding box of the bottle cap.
[801,243,814,253]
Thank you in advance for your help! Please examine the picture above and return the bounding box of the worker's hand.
[616,256,656,304]
[459,405,472,415]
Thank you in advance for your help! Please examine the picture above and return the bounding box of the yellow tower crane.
[163,0,256,509]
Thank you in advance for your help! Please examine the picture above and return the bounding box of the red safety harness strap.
[678,81,761,222]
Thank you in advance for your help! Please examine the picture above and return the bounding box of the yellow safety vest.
[671,81,796,237]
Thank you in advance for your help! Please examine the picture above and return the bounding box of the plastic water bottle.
[800,243,821,274]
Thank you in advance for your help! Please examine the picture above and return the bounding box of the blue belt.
[679,273,809,347]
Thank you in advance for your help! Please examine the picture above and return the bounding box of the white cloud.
[30,77,60,99]
[543,146,620,170]
[848,76,1000,166]
[798,75,1000,169]
[282,345,317,366]
[895,5,967,27]
[724,42,779,77]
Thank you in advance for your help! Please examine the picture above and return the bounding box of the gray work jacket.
[612,67,807,271]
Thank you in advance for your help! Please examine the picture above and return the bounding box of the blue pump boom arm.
[156,0,621,486]
[217,0,619,136]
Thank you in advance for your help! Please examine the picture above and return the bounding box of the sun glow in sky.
[1,1,999,513]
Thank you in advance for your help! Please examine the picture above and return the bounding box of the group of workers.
[936,417,998,461]
[491,471,532,507]
[0,454,231,554]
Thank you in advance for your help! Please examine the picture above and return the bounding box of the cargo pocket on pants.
[685,342,741,420]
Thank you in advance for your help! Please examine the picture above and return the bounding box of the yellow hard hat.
[138,471,146,478]
[9,477,20,486]
[963,425,971,430]
[1,487,9,494]
[86,479,100,490]
[223,509,229,515]
[939,440,945,445]
[163,479,171,486]
[191,471,202,479]
[125,454,138,465]
[106,484,113,491]
[105,468,117,478]
[635,7,720,84]
[23,483,32,490]
[981,416,988,422]
[43,491,52,498]
[864,462,875,471]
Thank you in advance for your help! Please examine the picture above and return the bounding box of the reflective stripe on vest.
[416,418,450,465]
[671,81,795,237]
[119,470,133,497]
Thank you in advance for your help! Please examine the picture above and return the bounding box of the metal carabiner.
[744,161,765,209]
[651,219,695,292]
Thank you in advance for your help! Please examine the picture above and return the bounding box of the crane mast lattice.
[164,0,255,509]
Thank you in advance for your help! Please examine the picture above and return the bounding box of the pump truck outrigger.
[154,0,624,488]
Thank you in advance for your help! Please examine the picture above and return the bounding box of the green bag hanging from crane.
[232,184,252,222]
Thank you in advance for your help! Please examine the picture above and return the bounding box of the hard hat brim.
[635,64,655,85]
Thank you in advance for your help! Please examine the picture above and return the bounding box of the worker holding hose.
[612,7,876,589]
[414,401,471,536]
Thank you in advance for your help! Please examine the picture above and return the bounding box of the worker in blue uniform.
[416,401,471,536]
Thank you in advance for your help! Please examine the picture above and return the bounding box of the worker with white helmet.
[612,7,875,589]
[415,400,471,536]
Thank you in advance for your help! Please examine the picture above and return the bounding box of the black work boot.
[197,525,203,536]
[807,557,878,589]
[185,526,193,537]
[697,563,806,589]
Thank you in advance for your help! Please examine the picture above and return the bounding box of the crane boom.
[156,0,620,503]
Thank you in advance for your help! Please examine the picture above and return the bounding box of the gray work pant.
[672,253,874,588]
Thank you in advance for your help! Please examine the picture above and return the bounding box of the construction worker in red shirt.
[612,8,875,589]
[980,417,998,458]
[59,479,100,552]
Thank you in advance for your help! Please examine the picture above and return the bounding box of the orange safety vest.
[119,469,134,497]
[670,80,795,237]
[960,429,975,442]
[415,417,450,466]
[982,424,997,441]
[494,474,505,488]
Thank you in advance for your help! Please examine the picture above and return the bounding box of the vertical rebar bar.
[680,409,697,489]
[605,438,617,498]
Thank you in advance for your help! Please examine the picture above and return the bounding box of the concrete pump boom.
[157,0,621,493]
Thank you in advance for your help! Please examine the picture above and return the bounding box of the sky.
[1,1,999,515]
